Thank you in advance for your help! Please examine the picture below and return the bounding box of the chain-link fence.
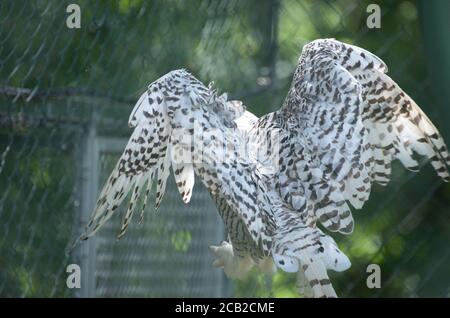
[0,0,449,298]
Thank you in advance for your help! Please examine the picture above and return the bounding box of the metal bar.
[75,124,99,297]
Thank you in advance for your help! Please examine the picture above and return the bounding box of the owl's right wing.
[281,39,450,235]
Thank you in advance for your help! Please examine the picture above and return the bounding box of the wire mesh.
[0,0,449,298]
[93,141,225,297]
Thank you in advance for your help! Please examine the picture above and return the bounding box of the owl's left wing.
[77,69,275,256]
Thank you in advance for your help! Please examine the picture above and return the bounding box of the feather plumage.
[80,40,449,298]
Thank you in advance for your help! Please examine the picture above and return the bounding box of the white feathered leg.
[256,257,277,276]
[209,241,254,279]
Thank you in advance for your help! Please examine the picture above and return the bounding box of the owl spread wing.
[281,39,450,235]
[77,40,450,299]
[80,69,275,255]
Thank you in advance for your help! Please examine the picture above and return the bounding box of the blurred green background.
[0,0,449,297]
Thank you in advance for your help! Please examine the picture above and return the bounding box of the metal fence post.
[73,123,99,297]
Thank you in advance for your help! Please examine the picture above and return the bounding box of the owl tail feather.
[272,227,350,298]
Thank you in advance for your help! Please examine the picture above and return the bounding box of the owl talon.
[209,241,254,279]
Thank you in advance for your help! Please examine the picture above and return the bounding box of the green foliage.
[171,230,192,252]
